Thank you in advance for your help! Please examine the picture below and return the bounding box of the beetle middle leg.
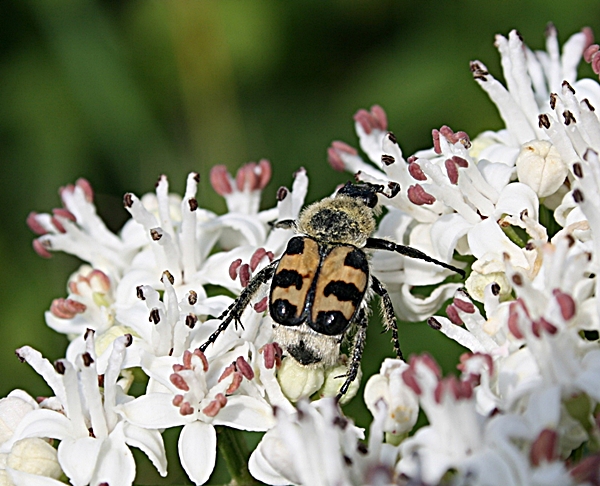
[372,276,404,361]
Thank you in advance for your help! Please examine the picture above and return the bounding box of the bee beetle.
[200,182,465,398]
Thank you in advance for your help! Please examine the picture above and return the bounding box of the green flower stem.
[215,426,262,485]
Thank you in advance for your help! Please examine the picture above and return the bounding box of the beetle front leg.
[199,261,278,352]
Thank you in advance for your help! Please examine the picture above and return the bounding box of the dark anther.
[123,193,134,208]
[82,352,95,367]
[491,282,501,296]
[136,285,145,300]
[427,317,442,330]
[149,308,161,324]
[538,114,551,129]
[276,187,288,201]
[188,198,199,211]
[573,189,584,203]
[381,154,395,166]
[188,290,198,305]
[54,360,66,374]
[150,229,162,241]
[573,163,583,178]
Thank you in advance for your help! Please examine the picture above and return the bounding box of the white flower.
[396,354,490,484]
[0,391,63,486]
[249,398,400,486]
[117,341,278,485]
[470,26,594,167]
[11,334,167,486]
[363,358,418,437]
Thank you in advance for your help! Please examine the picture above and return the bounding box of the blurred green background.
[1,0,599,483]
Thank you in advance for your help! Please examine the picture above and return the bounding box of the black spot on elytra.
[344,249,368,272]
[313,310,349,335]
[323,280,362,305]
[286,236,305,255]
[273,270,303,290]
[271,299,298,324]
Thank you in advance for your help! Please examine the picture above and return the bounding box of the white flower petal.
[117,393,187,429]
[248,434,292,485]
[57,437,101,486]
[122,423,167,477]
[7,468,65,486]
[178,422,216,485]
[213,395,275,431]
[10,410,72,445]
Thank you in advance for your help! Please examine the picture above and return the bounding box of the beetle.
[200,182,465,398]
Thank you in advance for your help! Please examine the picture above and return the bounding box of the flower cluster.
[4,23,600,486]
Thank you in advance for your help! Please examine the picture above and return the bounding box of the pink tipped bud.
[193,349,209,372]
[219,364,236,382]
[453,296,475,314]
[250,248,268,271]
[328,141,358,171]
[261,342,283,369]
[53,208,77,223]
[254,296,268,313]
[75,178,94,202]
[401,368,422,396]
[203,395,227,417]
[27,212,47,235]
[354,106,388,134]
[50,216,66,234]
[445,159,459,184]
[407,184,436,205]
[179,402,194,416]
[239,264,251,288]
[508,301,524,339]
[182,350,193,369]
[446,304,463,325]
[170,373,189,391]
[552,289,576,320]
[257,159,272,190]
[229,259,242,280]
[210,165,233,196]
[370,105,388,131]
[354,109,375,134]
[33,238,52,258]
[235,162,265,192]
[226,372,243,394]
[408,162,427,181]
[537,317,558,335]
[172,395,184,406]
[432,129,442,154]
[421,353,442,377]
[50,298,87,319]
[88,269,111,293]
[236,356,255,380]
[570,453,600,484]
[530,428,558,466]
[584,44,600,63]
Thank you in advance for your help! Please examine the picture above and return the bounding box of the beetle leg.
[365,237,465,277]
[372,276,404,361]
[199,260,278,352]
[336,308,368,399]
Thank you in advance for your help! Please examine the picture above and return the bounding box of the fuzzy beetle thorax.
[297,195,376,246]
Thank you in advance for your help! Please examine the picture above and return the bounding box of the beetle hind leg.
[336,308,368,399]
